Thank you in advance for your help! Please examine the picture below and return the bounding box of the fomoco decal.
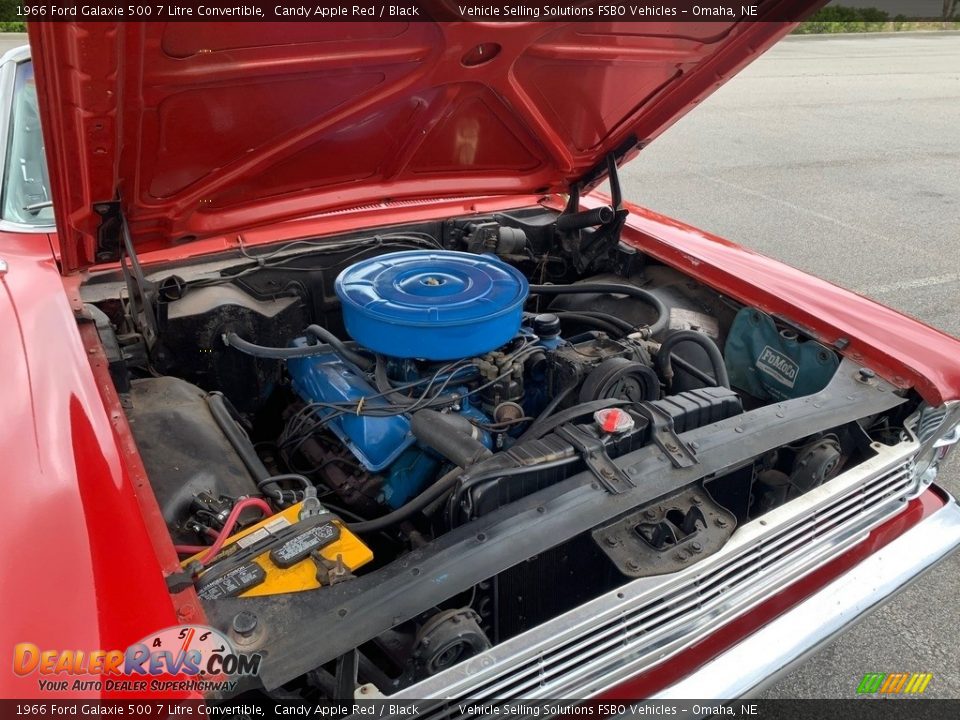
[756,345,800,388]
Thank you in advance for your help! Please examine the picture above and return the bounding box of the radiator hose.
[411,409,492,468]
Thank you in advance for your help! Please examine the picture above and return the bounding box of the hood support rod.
[558,151,629,274]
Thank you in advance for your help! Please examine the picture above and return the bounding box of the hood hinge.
[122,221,160,347]
[92,200,124,263]
[97,202,160,348]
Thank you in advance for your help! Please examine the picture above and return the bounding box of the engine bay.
[79,203,921,698]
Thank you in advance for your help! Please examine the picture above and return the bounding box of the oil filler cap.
[336,250,528,360]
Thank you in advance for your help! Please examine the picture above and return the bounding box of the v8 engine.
[275,250,708,519]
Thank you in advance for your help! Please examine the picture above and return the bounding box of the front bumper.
[651,490,960,700]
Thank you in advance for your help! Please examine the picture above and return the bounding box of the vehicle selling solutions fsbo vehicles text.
[455,5,758,18]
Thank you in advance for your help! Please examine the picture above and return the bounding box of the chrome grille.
[394,440,918,709]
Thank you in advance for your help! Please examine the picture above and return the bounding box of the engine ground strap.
[555,424,634,494]
[634,402,699,468]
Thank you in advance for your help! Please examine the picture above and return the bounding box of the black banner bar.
[4,1,954,24]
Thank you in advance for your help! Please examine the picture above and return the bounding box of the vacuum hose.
[304,325,372,370]
[223,326,372,371]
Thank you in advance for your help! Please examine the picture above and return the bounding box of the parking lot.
[616,33,960,698]
[3,30,958,699]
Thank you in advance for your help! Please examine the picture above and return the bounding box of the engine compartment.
[79,204,921,698]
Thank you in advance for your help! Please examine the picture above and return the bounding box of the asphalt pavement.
[2,29,957,699]
[613,33,960,699]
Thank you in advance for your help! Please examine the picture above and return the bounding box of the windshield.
[2,61,53,226]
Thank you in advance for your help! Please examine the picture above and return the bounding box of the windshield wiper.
[23,200,52,212]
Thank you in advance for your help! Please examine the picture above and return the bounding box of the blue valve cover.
[286,342,414,472]
[335,250,528,360]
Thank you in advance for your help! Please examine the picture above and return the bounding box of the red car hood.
[29,7,823,272]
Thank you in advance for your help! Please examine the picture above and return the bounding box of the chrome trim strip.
[654,495,960,700]
[393,438,920,707]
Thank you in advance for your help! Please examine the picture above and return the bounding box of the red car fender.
[0,233,200,699]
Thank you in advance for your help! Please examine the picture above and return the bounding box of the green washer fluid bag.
[724,307,839,401]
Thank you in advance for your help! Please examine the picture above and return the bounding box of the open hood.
[29,6,822,271]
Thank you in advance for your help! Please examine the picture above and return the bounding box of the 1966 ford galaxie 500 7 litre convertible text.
[2,10,960,704]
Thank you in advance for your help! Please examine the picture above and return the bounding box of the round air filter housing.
[335,250,529,360]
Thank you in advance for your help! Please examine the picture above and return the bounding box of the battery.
[182,502,373,598]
